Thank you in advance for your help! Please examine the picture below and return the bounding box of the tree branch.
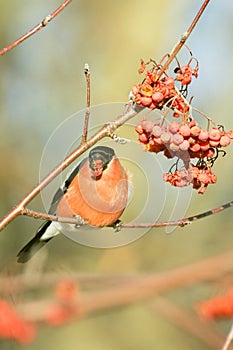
[14,249,233,322]
[81,63,91,145]
[222,324,233,350]
[121,200,233,228]
[156,0,211,80]
[0,0,72,56]
[21,200,233,228]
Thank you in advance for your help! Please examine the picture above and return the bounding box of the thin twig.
[0,0,72,56]
[121,201,233,228]
[173,86,215,124]
[222,325,233,350]
[21,201,233,228]
[191,105,217,127]
[22,208,80,224]
[156,0,211,80]
[81,63,91,144]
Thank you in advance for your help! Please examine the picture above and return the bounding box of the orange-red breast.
[17,146,129,263]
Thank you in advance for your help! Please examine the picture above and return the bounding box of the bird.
[17,145,129,263]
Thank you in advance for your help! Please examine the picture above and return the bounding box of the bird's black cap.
[89,146,115,169]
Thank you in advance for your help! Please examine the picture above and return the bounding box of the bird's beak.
[91,166,103,178]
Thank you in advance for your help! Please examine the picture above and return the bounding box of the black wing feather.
[48,158,87,214]
[17,221,53,263]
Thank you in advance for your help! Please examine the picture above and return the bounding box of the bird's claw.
[112,219,122,233]
[109,130,130,145]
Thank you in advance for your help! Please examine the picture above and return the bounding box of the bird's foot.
[111,219,122,233]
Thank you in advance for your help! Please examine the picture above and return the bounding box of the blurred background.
[0,0,233,349]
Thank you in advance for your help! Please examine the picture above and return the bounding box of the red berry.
[169,121,180,133]
[179,124,191,137]
[198,172,210,184]
[220,135,231,146]
[200,141,210,152]
[152,91,164,103]
[55,280,77,303]
[209,140,219,147]
[173,133,184,145]
[135,124,143,134]
[181,75,192,86]
[188,137,196,145]
[161,87,170,98]
[153,137,163,145]
[140,84,153,97]
[140,96,152,107]
[205,148,215,158]
[209,128,221,141]
[179,140,190,151]
[138,133,148,143]
[161,132,172,143]
[198,130,209,141]
[152,125,162,137]
[190,125,201,137]
[164,77,175,89]
[149,138,155,145]
[190,143,201,152]
[142,119,155,133]
[169,142,180,152]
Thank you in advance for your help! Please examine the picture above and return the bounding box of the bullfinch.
[17,146,129,263]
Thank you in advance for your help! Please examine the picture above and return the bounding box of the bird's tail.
[17,221,54,263]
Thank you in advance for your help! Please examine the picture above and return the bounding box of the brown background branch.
[13,249,233,319]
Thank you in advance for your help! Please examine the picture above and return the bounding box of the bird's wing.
[48,157,87,214]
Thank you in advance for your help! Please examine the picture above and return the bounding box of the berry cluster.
[133,54,232,194]
[163,164,217,194]
[135,118,233,193]
[132,74,176,110]
[46,279,80,326]
[0,299,35,344]
[131,58,198,115]
[198,288,233,320]
[174,59,198,86]
[136,119,231,159]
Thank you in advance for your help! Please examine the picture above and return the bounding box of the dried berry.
[198,129,209,141]
[161,132,172,143]
[152,91,164,103]
[169,121,180,133]
[179,124,191,137]
[152,125,162,137]
[220,135,230,146]
[190,125,201,137]
[209,128,221,141]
